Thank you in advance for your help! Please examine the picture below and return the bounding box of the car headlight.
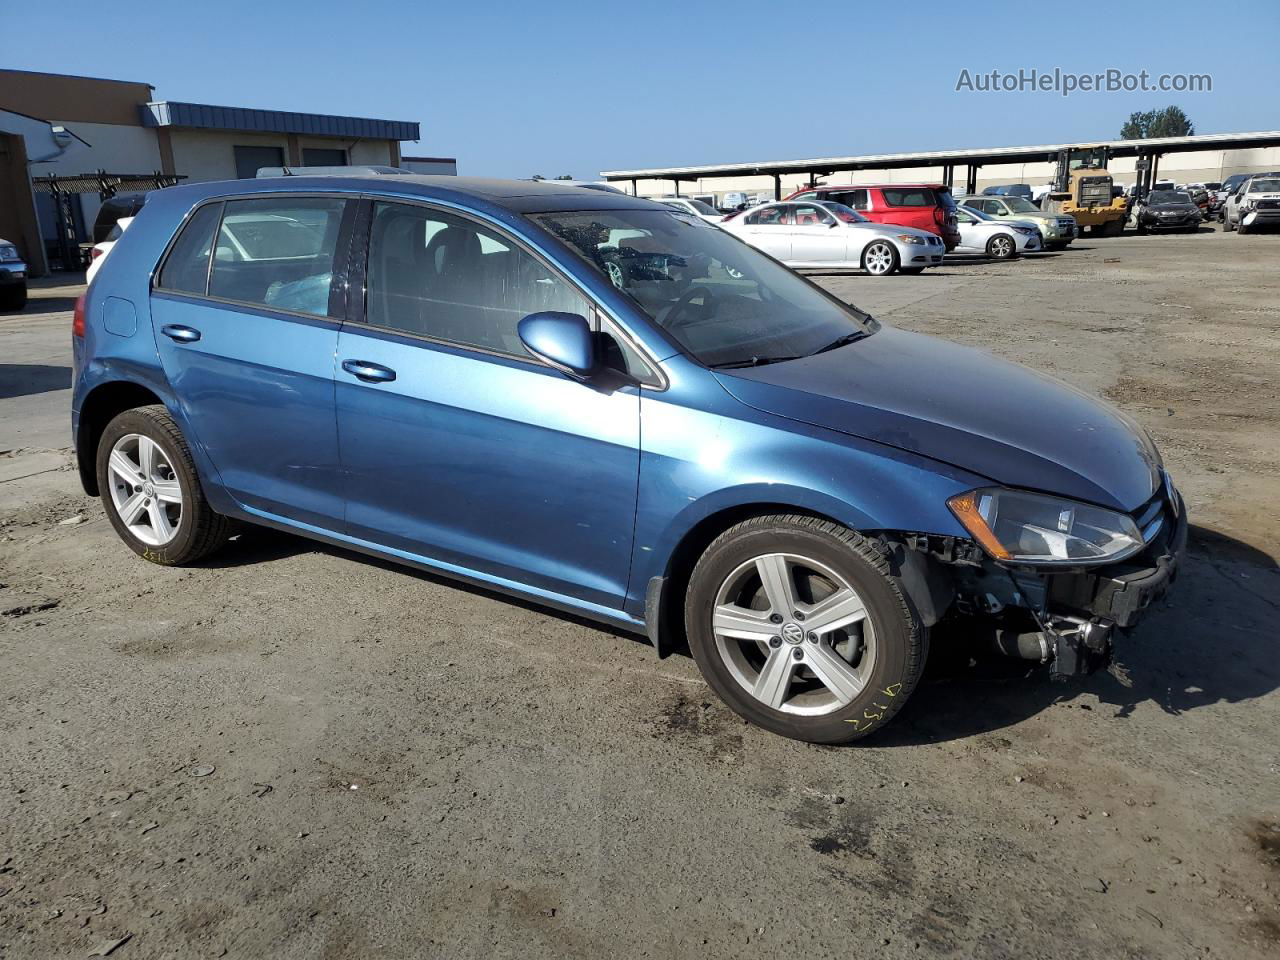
[897,234,928,245]
[0,244,18,262]
[1013,226,1037,235]
[947,487,1144,565]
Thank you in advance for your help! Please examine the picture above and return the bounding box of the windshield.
[817,201,868,223]
[1003,197,1040,213]
[529,209,872,367]
[1149,191,1190,204]
[1248,178,1280,193]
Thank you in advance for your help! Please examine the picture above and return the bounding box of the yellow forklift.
[1041,146,1129,236]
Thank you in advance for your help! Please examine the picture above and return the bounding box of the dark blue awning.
[142,101,418,141]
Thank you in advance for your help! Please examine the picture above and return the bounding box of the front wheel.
[861,240,899,276]
[684,516,927,744]
[986,234,1017,259]
[96,405,231,565]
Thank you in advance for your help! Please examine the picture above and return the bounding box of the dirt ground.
[1,225,1278,960]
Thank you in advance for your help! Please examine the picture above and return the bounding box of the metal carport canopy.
[599,130,1280,181]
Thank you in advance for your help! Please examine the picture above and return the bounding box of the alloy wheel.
[711,553,876,716]
[863,242,895,275]
[991,236,1015,259]
[106,433,184,546]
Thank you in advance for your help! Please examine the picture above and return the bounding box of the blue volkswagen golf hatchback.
[73,174,1184,743]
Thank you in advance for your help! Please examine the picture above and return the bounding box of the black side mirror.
[518,312,597,380]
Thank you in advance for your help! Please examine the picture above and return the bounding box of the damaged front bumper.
[904,482,1187,680]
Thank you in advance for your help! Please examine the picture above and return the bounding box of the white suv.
[1223,173,1280,234]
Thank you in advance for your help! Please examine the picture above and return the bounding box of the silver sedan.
[720,201,944,276]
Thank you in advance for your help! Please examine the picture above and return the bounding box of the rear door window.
[745,206,790,225]
[208,196,348,318]
[156,202,223,295]
[881,188,936,207]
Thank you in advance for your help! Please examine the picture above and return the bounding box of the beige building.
[0,69,425,275]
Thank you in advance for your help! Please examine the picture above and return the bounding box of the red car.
[782,183,961,251]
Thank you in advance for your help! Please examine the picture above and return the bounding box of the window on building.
[156,202,223,295]
[302,147,348,167]
[208,196,348,317]
[365,201,588,356]
[233,145,285,180]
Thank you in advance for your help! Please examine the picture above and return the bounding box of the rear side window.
[881,188,937,207]
[208,197,347,318]
[157,202,223,295]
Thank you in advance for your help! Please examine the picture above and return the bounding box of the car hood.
[712,327,1160,512]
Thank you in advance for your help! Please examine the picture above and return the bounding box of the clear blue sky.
[7,0,1278,178]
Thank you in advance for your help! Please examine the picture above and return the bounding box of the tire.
[684,515,927,744]
[986,234,1017,259]
[95,404,231,565]
[861,240,899,277]
[1223,215,1235,232]
[0,284,27,312]
[1237,221,1249,235]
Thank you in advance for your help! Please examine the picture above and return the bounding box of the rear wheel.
[861,240,899,276]
[1223,214,1236,232]
[986,234,1016,259]
[96,405,231,565]
[685,515,926,744]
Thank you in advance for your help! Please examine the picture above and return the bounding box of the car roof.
[152,174,657,217]
[809,183,948,190]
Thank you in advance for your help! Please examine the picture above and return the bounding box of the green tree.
[554,174,574,180]
[1120,106,1195,140]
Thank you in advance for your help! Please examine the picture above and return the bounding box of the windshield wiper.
[810,331,869,355]
[711,355,803,369]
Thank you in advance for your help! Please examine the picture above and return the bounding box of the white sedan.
[720,201,944,276]
[953,205,1041,259]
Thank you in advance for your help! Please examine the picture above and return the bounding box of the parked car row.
[712,182,1062,275]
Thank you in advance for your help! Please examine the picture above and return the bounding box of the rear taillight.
[72,295,86,338]
[933,206,945,226]
[90,247,104,261]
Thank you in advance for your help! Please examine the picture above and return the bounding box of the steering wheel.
[657,285,714,329]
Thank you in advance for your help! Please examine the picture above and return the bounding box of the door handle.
[161,324,201,343]
[342,359,397,383]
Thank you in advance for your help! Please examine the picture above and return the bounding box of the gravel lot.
[2,226,1278,960]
